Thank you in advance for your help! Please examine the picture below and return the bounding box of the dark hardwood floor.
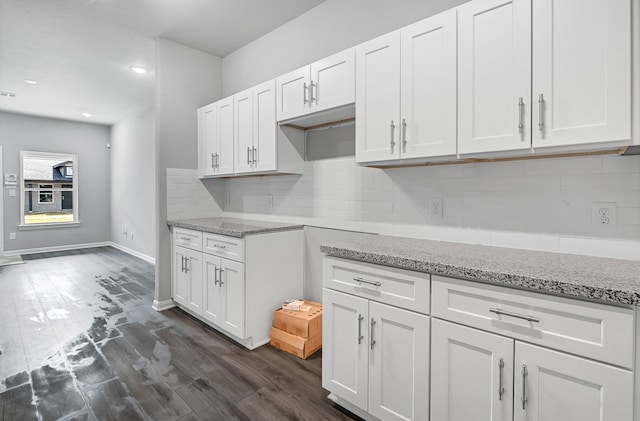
[0,247,360,421]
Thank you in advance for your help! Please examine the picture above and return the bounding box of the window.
[21,151,78,226]
[38,184,54,204]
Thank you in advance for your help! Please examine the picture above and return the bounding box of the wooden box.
[273,300,322,338]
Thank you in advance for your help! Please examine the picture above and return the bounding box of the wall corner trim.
[152,299,176,312]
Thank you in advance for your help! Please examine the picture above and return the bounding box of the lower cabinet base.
[327,394,380,421]
[172,302,269,351]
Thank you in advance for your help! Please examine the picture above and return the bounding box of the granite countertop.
[167,217,303,238]
[321,236,640,306]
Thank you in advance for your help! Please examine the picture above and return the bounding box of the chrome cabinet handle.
[390,120,396,153]
[353,277,381,287]
[538,94,545,132]
[490,308,540,323]
[310,81,317,103]
[357,314,364,344]
[370,318,376,350]
[213,244,227,249]
[219,268,225,286]
[498,358,505,400]
[214,266,220,285]
[252,147,257,164]
[216,153,220,168]
[211,153,215,169]
[518,97,524,134]
[179,236,191,241]
[184,257,189,273]
[402,118,407,153]
[303,82,309,104]
[247,147,251,165]
[521,365,528,410]
[181,256,185,272]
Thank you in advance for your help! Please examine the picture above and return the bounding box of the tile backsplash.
[167,154,640,260]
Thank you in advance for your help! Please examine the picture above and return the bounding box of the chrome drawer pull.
[490,308,539,323]
[213,244,227,249]
[370,318,376,350]
[252,147,257,164]
[353,277,381,287]
[184,257,189,273]
[521,364,528,410]
[517,97,524,134]
[181,256,185,272]
[538,93,545,132]
[214,266,220,285]
[219,268,225,285]
[247,147,251,165]
[357,314,364,344]
[498,358,505,400]
[180,236,191,241]
[390,120,396,153]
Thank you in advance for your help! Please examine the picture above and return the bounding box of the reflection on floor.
[0,247,359,421]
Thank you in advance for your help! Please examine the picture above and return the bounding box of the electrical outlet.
[430,197,443,218]
[9,232,16,240]
[592,202,616,227]
[122,228,127,236]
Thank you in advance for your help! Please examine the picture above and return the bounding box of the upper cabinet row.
[356,0,631,164]
[198,80,305,178]
[199,0,632,176]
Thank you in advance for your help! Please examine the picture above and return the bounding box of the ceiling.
[0,0,325,125]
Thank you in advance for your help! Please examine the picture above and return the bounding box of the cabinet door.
[368,302,429,421]
[252,80,277,173]
[234,88,254,174]
[202,254,222,325]
[401,9,457,159]
[198,104,217,177]
[215,97,235,175]
[185,249,203,316]
[322,288,369,412]
[513,342,633,421]
[355,31,401,163]
[458,0,531,154]
[310,48,355,113]
[173,245,188,306]
[276,66,310,121]
[431,319,514,421]
[532,0,631,148]
[220,258,245,338]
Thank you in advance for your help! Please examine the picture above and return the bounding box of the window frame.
[37,184,54,205]
[20,151,79,229]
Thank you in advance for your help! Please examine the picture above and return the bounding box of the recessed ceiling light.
[81,112,93,118]
[24,79,37,85]
[129,66,149,74]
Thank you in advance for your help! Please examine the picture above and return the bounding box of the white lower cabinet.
[172,227,303,349]
[431,276,635,421]
[322,256,430,421]
[202,254,245,339]
[431,319,514,421]
[173,245,203,316]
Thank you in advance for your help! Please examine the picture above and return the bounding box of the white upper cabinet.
[214,96,235,175]
[252,80,278,173]
[458,0,532,155]
[355,31,402,163]
[356,9,457,163]
[233,88,254,174]
[276,48,355,123]
[532,0,631,149]
[400,10,458,159]
[197,103,217,177]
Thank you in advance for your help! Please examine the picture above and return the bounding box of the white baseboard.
[152,299,175,312]
[4,241,112,256]
[109,242,155,264]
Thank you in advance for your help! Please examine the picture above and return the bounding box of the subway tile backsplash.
[167,154,640,260]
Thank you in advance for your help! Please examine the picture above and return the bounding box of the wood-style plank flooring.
[0,247,360,421]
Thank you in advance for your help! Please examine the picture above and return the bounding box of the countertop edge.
[168,219,304,238]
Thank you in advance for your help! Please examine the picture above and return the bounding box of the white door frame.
[0,145,4,256]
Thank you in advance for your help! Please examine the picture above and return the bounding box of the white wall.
[110,108,156,260]
[155,38,222,306]
[0,111,111,252]
[221,0,468,95]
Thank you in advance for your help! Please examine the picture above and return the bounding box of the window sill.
[19,222,81,230]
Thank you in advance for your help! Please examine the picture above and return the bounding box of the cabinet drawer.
[173,228,202,251]
[323,256,429,314]
[203,232,245,262]
[432,276,634,368]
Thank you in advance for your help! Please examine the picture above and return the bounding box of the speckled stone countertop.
[321,236,640,306]
[167,217,303,238]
